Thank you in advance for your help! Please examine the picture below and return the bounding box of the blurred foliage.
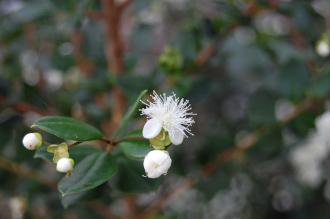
[1,0,330,218]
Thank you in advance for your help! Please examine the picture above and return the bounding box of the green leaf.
[58,152,117,197]
[34,145,53,161]
[114,90,148,137]
[307,72,330,98]
[278,60,310,101]
[61,192,86,209]
[119,140,151,160]
[69,145,101,163]
[116,159,162,193]
[32,116,103,141]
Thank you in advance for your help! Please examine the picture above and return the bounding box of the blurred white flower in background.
[275,99,295,122]
[9,197,26,219]
[312,0,330,17]
[138,4,163,25]
[233,27,256,46]
[20,50,40,86]
[0,0,24,15]
[163,174,253,219]
[43,69,63,91]
[290,111,330,187]
[315,111,330,137]
[58,42,74,56]
[316,40,330,57]
[203,174,253,219]
[254,11,289,36]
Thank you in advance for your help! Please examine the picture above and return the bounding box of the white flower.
[143,150,172,178]
[316,40,330,57]
[22,133,42,150]
[56,158,74,173]
[140,91,195,145]
[315,111,330,137]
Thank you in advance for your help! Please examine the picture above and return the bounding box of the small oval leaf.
[58,152,117,196]
[32,116,103,141]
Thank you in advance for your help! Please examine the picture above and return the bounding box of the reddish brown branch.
[85,11,105,20]
[71,31,94,76]
[195,43,217,67]
[0,155,56,189]
[0,95,55,116]
[101,0,129,135]
[118,0,133,14]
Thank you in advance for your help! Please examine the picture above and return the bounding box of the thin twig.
[0,155,56,189]
[113,136,144,145]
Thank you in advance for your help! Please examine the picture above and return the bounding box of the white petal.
[143,119,162,139]
[169,130,184,145]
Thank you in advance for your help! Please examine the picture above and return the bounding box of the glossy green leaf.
[117,159,162,193]
[61,192,86,209]
[114,90,148,137]
[32,116,103,141]
[119,140,151,160]
[58,152,117,197]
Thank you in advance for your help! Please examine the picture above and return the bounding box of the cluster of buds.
[22,133,74,173]
[140,91,195,178]
[159,46,183,75]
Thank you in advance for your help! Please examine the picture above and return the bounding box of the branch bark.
[101,0,128,135]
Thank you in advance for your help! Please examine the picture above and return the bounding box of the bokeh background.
[1,0,330,218]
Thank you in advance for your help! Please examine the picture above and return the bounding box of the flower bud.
[316,40,330,57]
[22,133,42,150]
[56,158,74,173]
[143,150,172,178]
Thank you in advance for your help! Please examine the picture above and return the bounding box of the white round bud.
[22,133,42,150]
[56,158,74,173]
[316,41,330,57]
[143,150,172,178]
